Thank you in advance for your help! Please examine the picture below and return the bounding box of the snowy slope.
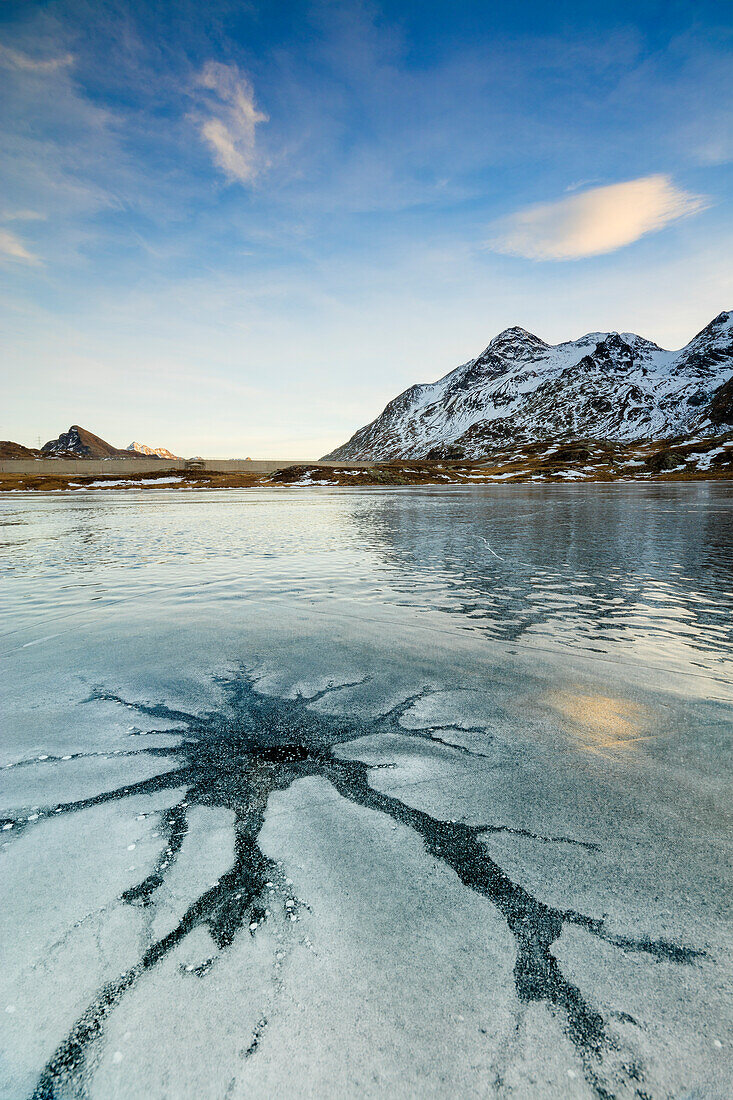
[324,311,733,460]
[126,442,180,459]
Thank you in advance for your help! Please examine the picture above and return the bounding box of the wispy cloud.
[1,209,46,221]
[195,61,269,185]
[0,228,40,265]
[487,176,708,260]
[564,178,604,193]
[0,43,74,73]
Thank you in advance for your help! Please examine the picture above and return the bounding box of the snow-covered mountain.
[324,311,733,460]
[126,441,180,459]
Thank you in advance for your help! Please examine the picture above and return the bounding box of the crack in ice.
[3,668,704,1100]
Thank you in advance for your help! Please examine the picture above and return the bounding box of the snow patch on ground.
[68,477,184,489]
[686,445,731,470]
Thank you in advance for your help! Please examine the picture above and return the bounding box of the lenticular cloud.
[487,175,707,260]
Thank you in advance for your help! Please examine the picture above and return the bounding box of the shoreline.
[2,436,732,492]
[2,459,733,493]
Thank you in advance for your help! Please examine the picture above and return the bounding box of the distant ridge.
[324,311,733,460]
[126,441,181,459]
[0,426,180,460]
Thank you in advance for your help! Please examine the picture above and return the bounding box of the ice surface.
[0,486,731,1098]
[0,789,186,1097]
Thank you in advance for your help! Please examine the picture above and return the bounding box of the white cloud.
[196,61,268,185]
[487,175,708,261]
[0,228,40,264]
[0,43,74,72]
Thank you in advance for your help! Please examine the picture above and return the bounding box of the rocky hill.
[324,311,733,460]
[0,441,42,460]
[41,425,129,458]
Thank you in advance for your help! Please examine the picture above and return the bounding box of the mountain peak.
[472,325,549,368]
[686,310,732,346]
[41,425,124,459]
[126,441,180,459]
[488,325,547,349]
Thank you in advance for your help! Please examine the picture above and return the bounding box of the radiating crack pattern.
[0,668,704,1100]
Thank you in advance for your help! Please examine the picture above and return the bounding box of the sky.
[1,0,732,458]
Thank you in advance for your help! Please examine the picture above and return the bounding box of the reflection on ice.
[544,690,655,756]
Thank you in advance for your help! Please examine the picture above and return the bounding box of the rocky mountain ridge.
[126,441,181,459]
[1,426,181,461]
[324,311,733,460]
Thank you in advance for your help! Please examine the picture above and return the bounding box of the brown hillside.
[0,441,42,459]
[41,425,129,458]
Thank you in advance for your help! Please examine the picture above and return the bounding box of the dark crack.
[396,723,498,759]
[12,667,703,1100]
[121,802,189,907]
[478,823,600,850]
[242,1016,268,1059]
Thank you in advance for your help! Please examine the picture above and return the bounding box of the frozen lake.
[1,484,732,1099]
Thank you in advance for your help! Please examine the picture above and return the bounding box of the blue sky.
[1,0,731,456]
